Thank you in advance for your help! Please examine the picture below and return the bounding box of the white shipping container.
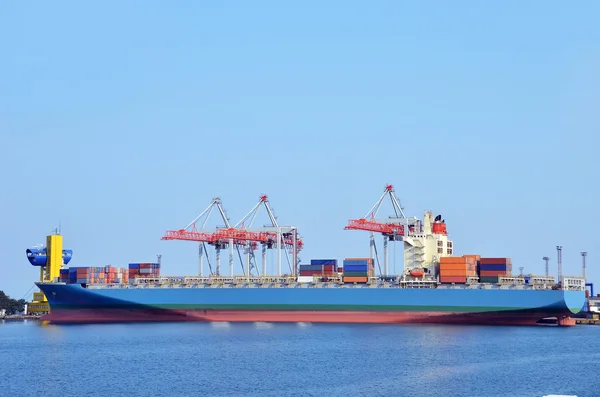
[297,276,316,283]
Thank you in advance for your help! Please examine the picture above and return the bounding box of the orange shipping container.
[440,269,472,277]
[440,263,476,271]
[343,276,368,283]
[440,257,476,265]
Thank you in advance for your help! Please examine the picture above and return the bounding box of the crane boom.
[344,219,405,235]
[161,229,218,243]
[344,184,408,276]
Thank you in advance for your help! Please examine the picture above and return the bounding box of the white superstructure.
[403,210,453,277]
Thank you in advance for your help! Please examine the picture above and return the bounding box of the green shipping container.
[480,276,500,283]
[342,271,369,277]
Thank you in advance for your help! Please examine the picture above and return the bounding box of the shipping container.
[439,263,476,271]
[343,264,369,271]
[299,271,322,276]
[479,263,511,270]
[440,257,473,264]
[479,270,509,277]
[344,258,373,262]
[478,269,509,276]
[462,254,481,261]
[439,270,474,277]
[297,276,316,283]
[343,276,368,283]
[480,258,512,265]
[310,259,338,266]
[299,264,327,271]
[479,276,500,283]
[342,272,369,277]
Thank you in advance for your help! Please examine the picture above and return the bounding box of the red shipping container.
[480,258,512,265]
[479,270,510,277]
[299,271,320,276]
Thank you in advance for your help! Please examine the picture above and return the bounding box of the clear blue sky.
[1,1,598,299]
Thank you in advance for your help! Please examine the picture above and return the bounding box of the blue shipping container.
[129,264,140,269]
[479,264,510,271]
[343,265,369,271]
[311,259,338,266]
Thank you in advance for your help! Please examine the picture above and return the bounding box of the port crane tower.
[162,195,303,278]
[345,184,418,275]
[162,197,237,276]
[234,195,303,277]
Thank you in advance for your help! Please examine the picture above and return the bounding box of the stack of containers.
[128,263,140,280]
[298,260,338,277]
[62,266,129,284]
[68,267,96,284]
[311,259,337,276]
[298,264,323,276]
[59,268,69,282]
[439,256,477,283]
[342,258,373,283]
[479,258,512,283]
[101,266,129,284]
[128,263,160,281]
[68,267,78,283]
[462,254,481,279]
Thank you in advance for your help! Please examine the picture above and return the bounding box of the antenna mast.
[556,246,562,283]
[542,256,549,278]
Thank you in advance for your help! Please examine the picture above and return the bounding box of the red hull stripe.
[41,309,568,326]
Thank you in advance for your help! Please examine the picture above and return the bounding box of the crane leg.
[384,235,388,276]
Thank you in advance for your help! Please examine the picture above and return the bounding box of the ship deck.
[77,275,583,292]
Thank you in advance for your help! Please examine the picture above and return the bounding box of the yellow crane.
[25,232,72,315]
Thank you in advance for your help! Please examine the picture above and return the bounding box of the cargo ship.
[29,188,587,326]
[37,278,584,326]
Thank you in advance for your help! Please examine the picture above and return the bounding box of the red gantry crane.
[162,197,236,276]
[234,195,303,277]
[345,184,417,276]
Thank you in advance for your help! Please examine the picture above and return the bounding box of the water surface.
[1,321,596,397]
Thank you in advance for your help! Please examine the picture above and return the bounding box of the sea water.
[1,321,597,397]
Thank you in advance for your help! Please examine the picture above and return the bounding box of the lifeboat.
[410,268,424,277]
